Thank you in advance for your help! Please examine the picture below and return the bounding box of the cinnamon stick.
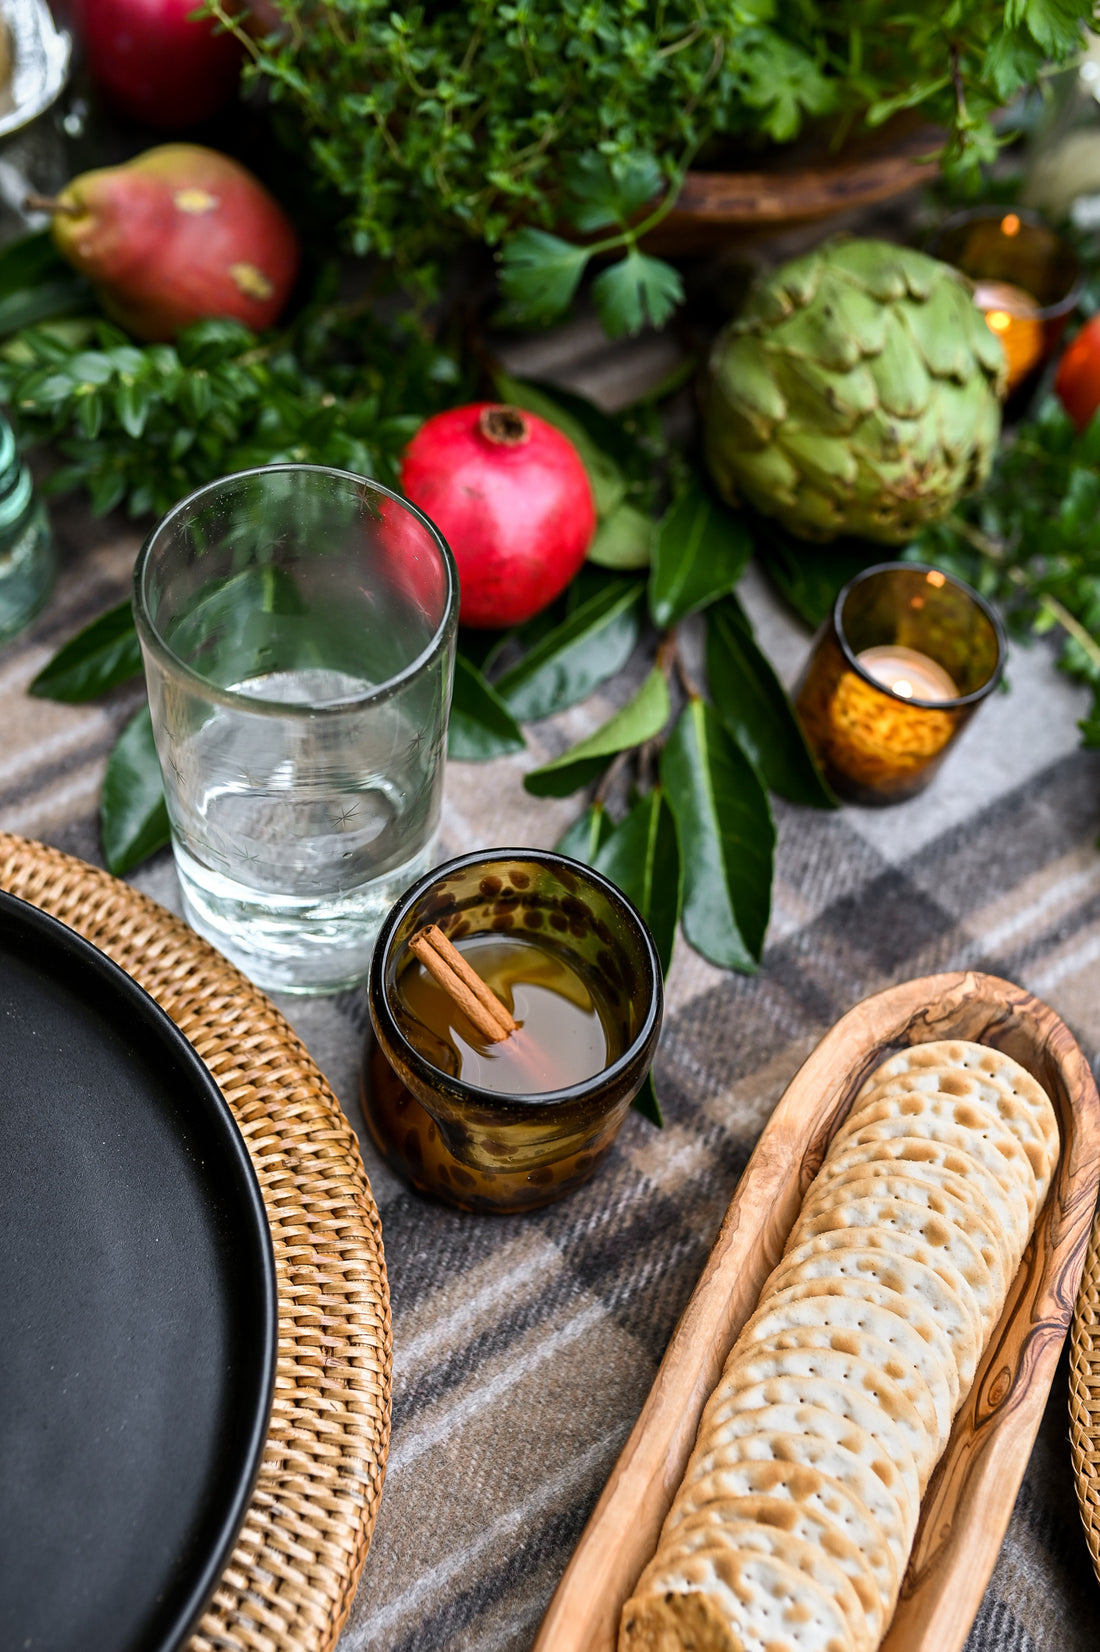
[408,924,517,1043]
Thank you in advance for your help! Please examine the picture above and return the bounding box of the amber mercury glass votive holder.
[930,206,1082,394]
[362,849,663,1214]
[794,563,1005,806]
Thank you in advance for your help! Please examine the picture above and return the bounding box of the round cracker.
[743,1293,955,1448]
[814,1155,1011,1274]
[665,1484,894,1639]
[859,1040,1058,1160]
[811,1131,1030,1255]
[758,1276,960,1413]
[853,1072,1055,1202]
[798,1174,1010,1311]
[788,1195,999,1337]
[625,1544,859,1652]
[653,1517,873,1652]
[700,1380,920,1531]
[664,1452,910,1586]
[828,1107,1037,1237]
[716,1336,934,1486]
[769,1229,983,1393]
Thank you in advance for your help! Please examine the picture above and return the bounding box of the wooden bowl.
[640,121,943,256]
[533,970,1100,1652]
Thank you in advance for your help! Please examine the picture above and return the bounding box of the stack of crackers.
[619,1039,1060,1652]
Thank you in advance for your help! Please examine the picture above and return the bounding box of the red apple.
[72,0,243,129]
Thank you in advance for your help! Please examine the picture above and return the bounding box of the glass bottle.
[0,413,53,644]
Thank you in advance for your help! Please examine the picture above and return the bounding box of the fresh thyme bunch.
[210,0,1093,334]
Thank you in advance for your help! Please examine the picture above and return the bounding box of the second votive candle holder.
[794,563,1005,805]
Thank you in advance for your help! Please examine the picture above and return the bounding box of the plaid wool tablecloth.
[4,480,1100,1652]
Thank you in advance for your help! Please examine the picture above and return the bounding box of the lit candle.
[856,645,958,704]
[972,278,1044,392]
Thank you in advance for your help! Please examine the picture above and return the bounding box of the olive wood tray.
[534,970,1100,1652]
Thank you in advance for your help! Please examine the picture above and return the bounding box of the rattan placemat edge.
[0,832,393,1652]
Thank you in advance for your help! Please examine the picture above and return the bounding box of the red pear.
[46,145,299,341]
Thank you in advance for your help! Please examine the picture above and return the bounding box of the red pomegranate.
[401,404,596,629]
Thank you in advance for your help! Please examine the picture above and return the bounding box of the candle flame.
[892,679,915,698]
[926,569,946,587]
[986,309,1012,333]
[1001,212,1021,237]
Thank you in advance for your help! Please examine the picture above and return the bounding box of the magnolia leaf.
[30,600,143,702]
[632,1074,663,1128]
[753,515,882,628]
[588,502,655,570]
[661,699,775,971]
[448,653,526,760]
[497,228,590,323]
[554,801,614,864]
[101,703,170,875]
[592,251,683,339]
[495,576,645,723]
[524,666,670,797]
[649,482,751,627]
[564,151,664,232]
[493,372,625,518]
[706,597,837,808]
[593,786,681,977]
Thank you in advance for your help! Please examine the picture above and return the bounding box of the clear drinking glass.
[133,465,458,994]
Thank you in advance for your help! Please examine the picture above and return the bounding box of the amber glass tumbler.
[930,206,1082,393]
[363,850,663,1213]
[794,563,1005,805]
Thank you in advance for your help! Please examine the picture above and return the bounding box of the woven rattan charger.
[0,830,392,1652]
[1071,1201,1100,1587]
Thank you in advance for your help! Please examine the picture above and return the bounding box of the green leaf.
[753,515,882,629]
[554,801,614,864]
[100,703,170,875]
[448,653,526,760]
[706,597,837,808]
[0,232,91,335]
[495,575,645,723]
[632,1071,663,1128]
[592,251,683,339]
[29,600,143,702]
[524,666,670,797]
[588,501,655,570]
[593,786,681,976]
[492,371,625,519]
[661,699,775,971]
[497,228,589,324]
[564,151,664,233]
[649,482,752,628]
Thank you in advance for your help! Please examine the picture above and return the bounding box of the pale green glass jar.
[0,416,53,644]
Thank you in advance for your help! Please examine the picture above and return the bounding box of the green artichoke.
[703,239,1007,544]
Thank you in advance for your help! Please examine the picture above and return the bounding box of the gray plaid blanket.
[4,486,1099,1652]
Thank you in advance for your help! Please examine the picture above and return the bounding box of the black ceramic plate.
[0,890,276,1652]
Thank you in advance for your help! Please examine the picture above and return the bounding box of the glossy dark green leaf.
[593,786,681,976]
[30,600,143,702]
[0,231,91,334]
[661,699,775,971]
[554,801,614,864]
[752,514,883,628]
[495,576,645,723]
[493,372,625,518]
[100,703,170,875]
[649,481,752,628]
[632,1071,663,1128]
[588,502,655,570]
[706,597,837,808]
[448,653,526,760]
[524,667,670,797]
